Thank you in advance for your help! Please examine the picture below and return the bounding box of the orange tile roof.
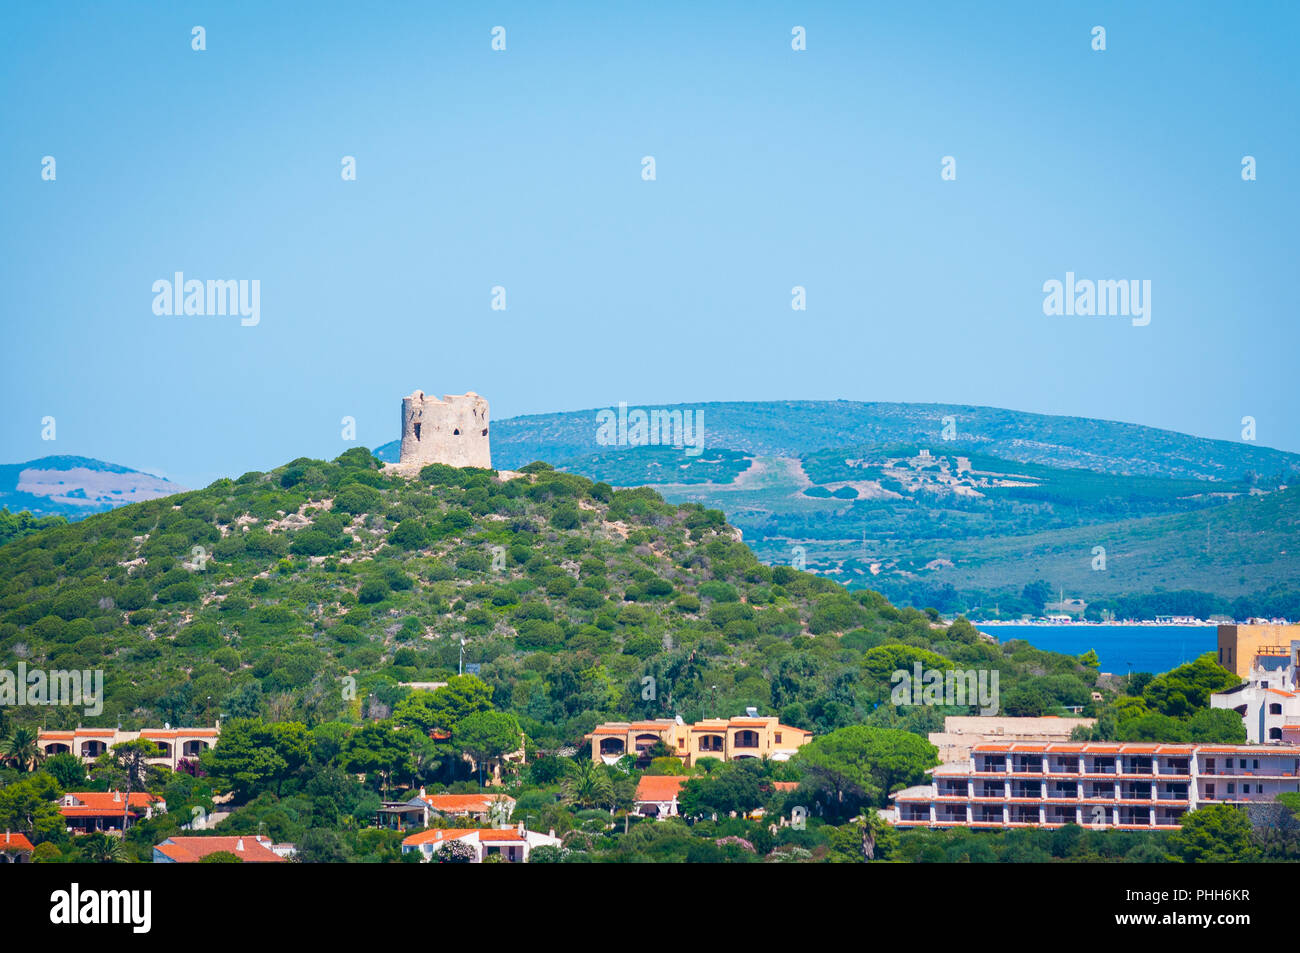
[60,792,161,816]
[402,828,475,847]
[402,827,531,847]
[419,794,513,813]
[772,781,799,792]
[477,830,526,842]
[635,775,688,802]
[1,832,34,851]
[154,836,285,863]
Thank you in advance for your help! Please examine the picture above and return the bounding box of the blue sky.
[2,1,1296,488]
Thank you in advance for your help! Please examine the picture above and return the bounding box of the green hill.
[0,447,1101,739]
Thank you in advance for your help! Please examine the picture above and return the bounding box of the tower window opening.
[453,428,461,435]
[414,423,421,440]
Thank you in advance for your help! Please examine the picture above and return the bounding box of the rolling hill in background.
[376,401,1300,615]
[0,455,183,519]
[378,401,1300,482]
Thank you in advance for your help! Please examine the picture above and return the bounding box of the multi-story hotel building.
[587,713,812,766]
[889,742,1300,831]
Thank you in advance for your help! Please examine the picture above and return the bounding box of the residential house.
[634,775,688,818]
[0,831,33,863]
[401,823,561,863]
[38,725,220,769]
[1210,630,1300,742]
[59,791,166,834]
[376,789,515,830]
[587,711,812,766]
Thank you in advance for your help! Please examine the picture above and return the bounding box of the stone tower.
[398,391,491,469]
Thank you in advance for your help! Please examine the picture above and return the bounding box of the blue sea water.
[976,625,1216,677]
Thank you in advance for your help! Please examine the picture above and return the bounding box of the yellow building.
[587,714,812,766]
[1217,623,1300,678]
[37,726,219,768]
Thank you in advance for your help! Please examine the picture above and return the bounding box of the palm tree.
[561,759,615,809]
[81,833,125,864]
[0,726,41,772]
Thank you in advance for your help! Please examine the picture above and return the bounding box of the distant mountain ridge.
[376,400,1300,482]
[0,455,183,519]
[373,400,1300,610]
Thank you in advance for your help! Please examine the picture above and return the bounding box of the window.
[1271,704,1283,715]
[1206,758,1216,772]
[775,733,782,744]
[1240,759,1247,769]
[1206,784,1215,797]
[1243,784,1251,794]
[1227,784,1235,794]
[1254,759,1260,769]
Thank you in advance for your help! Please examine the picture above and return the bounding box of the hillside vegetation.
[1,447,1106,739]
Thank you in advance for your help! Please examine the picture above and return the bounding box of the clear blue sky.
[2,1,1296,488]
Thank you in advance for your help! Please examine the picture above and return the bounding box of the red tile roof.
[1,832,34,851]
[477,830,526,842]
[635,775,688,802]
[402,827,526,847]
[419,794,514,813]
[154,836,285,863]
[402,828,476,847]
[60,792,161,816]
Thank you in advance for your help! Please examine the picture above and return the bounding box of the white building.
[888,742,1300,831]
[401,823,561,863]
[1211,642,1300,743]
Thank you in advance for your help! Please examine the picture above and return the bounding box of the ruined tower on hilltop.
[398,391,491,469]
